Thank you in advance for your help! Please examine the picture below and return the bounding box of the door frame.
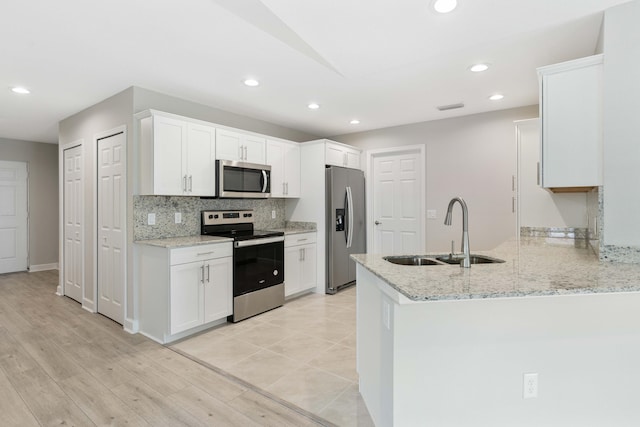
[93,125,127,323]
[58,140,84,297]
[365,145,426,254]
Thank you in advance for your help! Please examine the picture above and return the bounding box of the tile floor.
[172,286,374,426]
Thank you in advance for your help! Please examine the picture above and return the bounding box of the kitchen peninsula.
[352,238,640,427]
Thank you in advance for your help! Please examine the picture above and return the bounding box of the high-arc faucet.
[444,197,470,268]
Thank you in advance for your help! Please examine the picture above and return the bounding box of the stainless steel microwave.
[216,160,271,198]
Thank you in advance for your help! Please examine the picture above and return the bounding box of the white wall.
[602,0,640,248]
[517,119,588,229]
[334,105,538,251]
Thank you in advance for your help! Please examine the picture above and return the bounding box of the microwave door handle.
[262,170,268,193]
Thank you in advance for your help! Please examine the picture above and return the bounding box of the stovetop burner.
[201,210,284,241]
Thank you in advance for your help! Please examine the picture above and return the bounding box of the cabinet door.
[244,135,266,164]
[300,244,317,293]
[170,261,204,334]
[203,257,233,323]
[186,123,216,196]
[283,143,301,197]
[216,129,242,161]
[326,143,346,167]
[266,141,285,197]
[154,116,187,195]
[345,148,361,170]
[284,246,302,297]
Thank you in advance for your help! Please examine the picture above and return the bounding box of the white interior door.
[371,149,424,255]
[63,147,83,302]
[97,132,125,324]
[0,161,28,274]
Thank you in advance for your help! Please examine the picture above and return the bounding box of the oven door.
[217,160,271,198]
[233,236,284,297]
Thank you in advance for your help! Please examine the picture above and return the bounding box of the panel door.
[186,123,216,196]
[154,115,186,195]
[372,151,422,255]
[284,246,302,297]
[203,257,232,323]
[170,261,203,334]
[266,141,285,197]
[63,148,83,301]
[299,244,317,293]
[0,161,28,274]
[97,132,126,324]
[244,135,266,164]
[215,129,242,161]
[283,143,301,197]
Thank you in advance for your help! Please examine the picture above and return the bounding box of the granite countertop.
[135,235,233,248]
[351,237,640,301]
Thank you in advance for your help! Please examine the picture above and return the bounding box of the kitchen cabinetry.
[537,54,603,191]
[266,139,301,198]
[137,111,216,196]
[137,241,232,343]
[216,128,266,164]
[284,232,317,297]
[326,141,361,169]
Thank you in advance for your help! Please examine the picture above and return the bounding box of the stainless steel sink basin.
[435,254,505,265]
[383,256,444,266]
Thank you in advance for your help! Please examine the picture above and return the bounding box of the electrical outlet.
[174,212,182,224]
[147,213,156,225]
[272,210,276,219]
[523,373,538,399]
[427,210,437,219]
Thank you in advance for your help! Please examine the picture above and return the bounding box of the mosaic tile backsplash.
[134,196,286,240]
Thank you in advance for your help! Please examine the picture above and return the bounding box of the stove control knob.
[214,214,219,219]
[208,214,213,219]
[247,213,252,217]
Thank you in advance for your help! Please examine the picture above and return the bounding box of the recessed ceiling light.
[243,79,259,87]
[11,86,30,94]
[470,63,489,72]
[433,0,457,13]
[489,94,504,101]
[350,119,360,125]
[308,103,320,110]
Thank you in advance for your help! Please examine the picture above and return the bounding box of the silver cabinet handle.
[297,238,308,242]
[537,162,541,186]
[200,265,205,283]
[302,248,306,261]
[512,197,516,213]
[285,182,289,195]
[283,182,286,195]
[244,146,248,160]
[206,263,210,282]
[183,175,188,192]
[196,251,215,257]
[188,175,193,192]
[299,248,303,262]
[238,145,243,160]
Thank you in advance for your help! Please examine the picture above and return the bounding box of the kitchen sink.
[435,254,505,265]
[383,256,444,266]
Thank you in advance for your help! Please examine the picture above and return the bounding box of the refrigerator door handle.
[346,186,354,248]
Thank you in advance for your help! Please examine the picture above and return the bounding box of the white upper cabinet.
[137,111,215,196]
[266,139,300,198]
[537,54,603,191]
[325,141,361,169]
[215,129,266,164]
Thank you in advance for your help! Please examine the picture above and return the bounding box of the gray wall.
[133,87,318,142]
[332,105,539,251]
[0,138,58,267]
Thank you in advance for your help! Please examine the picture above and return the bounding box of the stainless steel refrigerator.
[326,166,366,294]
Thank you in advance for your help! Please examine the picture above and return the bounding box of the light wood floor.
[0,270,330,426]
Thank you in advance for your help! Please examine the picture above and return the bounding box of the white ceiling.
[0,0,632,144]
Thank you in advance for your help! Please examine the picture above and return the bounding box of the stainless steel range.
[201,210,284,322]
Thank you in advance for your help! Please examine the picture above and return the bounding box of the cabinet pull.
[299,248,303,262]
[206,264,210,282]
[282,182,286,195]
[285,182,289,195]
[200,265,205,283]
[297,238,308,242]
[183,175,188,192]
[536,162,541,186]
[511,175,516,191]
[302,248,306,261]
[512,197,516,213]
[197,251,215,256]
[238,145,243,160]
[188,175,193,192]
[244,146,248,160]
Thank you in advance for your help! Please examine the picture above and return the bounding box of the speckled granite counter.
[351,237,640,301]
[135,235,232,248]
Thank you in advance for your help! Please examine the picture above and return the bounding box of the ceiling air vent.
[437,103,464,111]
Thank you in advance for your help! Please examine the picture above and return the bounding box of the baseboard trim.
[29,263,59,272]
[124,318,139,334]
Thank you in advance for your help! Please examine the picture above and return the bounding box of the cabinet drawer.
[285,232,317,247]
[170,243,233,265]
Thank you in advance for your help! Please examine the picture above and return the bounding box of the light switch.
[147,213,156,225]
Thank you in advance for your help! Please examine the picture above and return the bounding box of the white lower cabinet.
[138,241,232,343]
[284,232,317,297]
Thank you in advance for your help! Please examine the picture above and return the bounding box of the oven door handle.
[234,235,284,248]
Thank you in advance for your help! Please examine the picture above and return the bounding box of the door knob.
[374,220,382,225]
